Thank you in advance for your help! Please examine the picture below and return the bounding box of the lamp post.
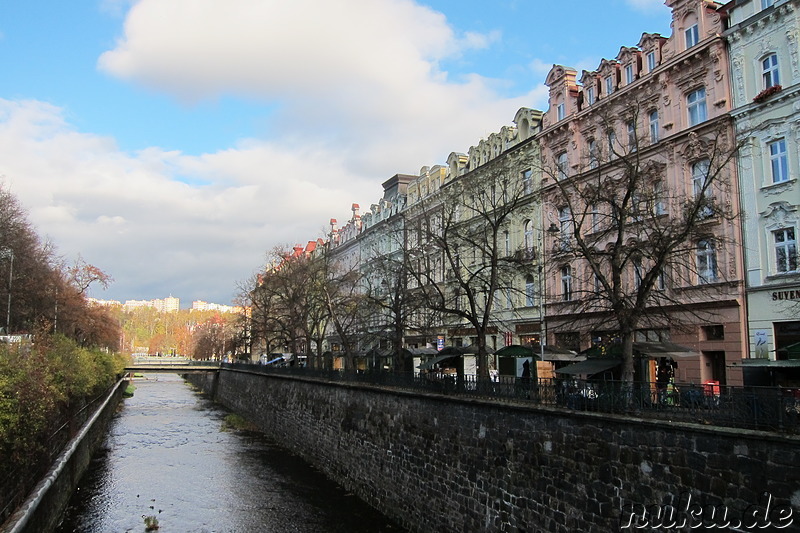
[0,249,13,335]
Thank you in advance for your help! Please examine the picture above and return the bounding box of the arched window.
[692,159,710,197]
[684,13,699,49]
[523,220,534,256]
[525,275,536,307]
[696,240,717,284]
[557,152,569,179]
[561,265,573,301]
[762,54,780,89]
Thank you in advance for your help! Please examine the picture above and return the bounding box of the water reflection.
[56,374,402,533]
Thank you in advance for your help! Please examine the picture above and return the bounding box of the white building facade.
[725,0,800,377]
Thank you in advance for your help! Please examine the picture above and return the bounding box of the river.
[55,374,404,533]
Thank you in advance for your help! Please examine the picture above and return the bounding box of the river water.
[55,375,403,533]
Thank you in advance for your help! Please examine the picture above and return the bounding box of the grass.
[222,413,258,432]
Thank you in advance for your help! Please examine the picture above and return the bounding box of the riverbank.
[0,379,127,533]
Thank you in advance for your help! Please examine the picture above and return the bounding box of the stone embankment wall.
[188,370,800,532]
[1,380,127,533]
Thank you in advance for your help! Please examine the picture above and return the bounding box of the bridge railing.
[222,362,800,434]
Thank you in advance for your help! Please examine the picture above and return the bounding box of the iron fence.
[224,362,800,434]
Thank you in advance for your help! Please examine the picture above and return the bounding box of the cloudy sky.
[0,0,671,306]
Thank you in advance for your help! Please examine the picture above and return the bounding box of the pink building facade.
[536,0,746,385]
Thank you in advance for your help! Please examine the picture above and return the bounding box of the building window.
[607,130,616,157]
[774,228,797,273]
[769,139,788,184]
[561,265,573,301]
[657,268,667,291]
[522,168,532,195]
[762,0,775,8]
[647,51,656,71]
[625,64,634,84]
[762,54,780,89]
[649,109,659,144]
[590,204,600,233]
[692,159,713,218]
[557,152,568,179]
[526,275,535,307]
[558,207,572,249]
[653,181,667,216]
[605,76,614,95]
[588,139,598,169]
[687,88,707,126]
[627,121,637,152]
[557,103,565,121]
[504,230,510,256]
[634,258,643,289]
[702,325,725,340]
[697,239,718,284]
[523,219,534,255]
[685,23,699,49]
[506,288,513,309]
[586,86,595,105]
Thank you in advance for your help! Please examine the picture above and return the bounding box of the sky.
[0,0,672,306]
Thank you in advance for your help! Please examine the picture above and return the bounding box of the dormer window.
[625,64,634,84]
[586,86,595,105]
[557,103,566,121]
[685,23,699,49]
[605,76,614,95]
[646,51,656,71]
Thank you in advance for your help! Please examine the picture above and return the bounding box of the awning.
[633,342,698,359]
[555,358,621,376]
[418,355,459,370]
[404,347,439,356]
[740,359,800,368]
[579,342,698,360]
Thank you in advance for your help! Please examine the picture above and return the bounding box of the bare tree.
[317,245,367,371]
[409,151,538,378]
[539,101,745,382]
[360,223,433,371]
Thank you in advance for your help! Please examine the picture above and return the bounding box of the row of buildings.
[273,0,798,387]
[89,297,239,314]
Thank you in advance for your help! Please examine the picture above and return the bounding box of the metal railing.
[224,362,800,433]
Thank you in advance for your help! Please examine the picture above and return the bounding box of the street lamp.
[0,249,13,335]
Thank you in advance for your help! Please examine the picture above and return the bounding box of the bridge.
[125,357,221,374]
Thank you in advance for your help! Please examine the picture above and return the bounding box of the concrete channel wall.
[187,369,800,532]
[1,380,127,533]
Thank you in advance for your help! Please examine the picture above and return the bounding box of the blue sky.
[0,0,672,305]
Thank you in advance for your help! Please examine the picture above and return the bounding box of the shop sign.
[772,289,800,301]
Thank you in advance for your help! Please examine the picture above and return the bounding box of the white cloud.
[1,0,549,304]
[98,0,537,175]
[0,98,360,304]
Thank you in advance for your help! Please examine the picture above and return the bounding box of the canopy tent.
[494,345,540,359]
[417,354,459,370]
[554,358,622,376]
